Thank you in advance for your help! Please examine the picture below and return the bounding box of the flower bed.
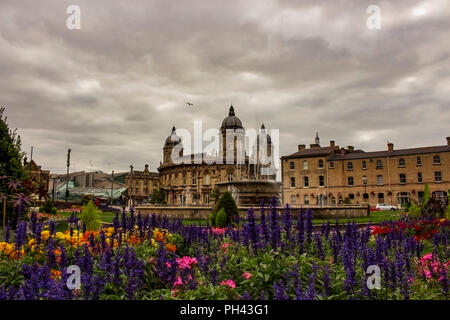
[0,205,448,300]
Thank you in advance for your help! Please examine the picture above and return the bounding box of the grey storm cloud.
[0,0,449,175]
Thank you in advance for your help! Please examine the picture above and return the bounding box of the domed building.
[158,105,276,206]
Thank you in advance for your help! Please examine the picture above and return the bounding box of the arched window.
[303,161,309,170]
[289,161,295,170]
[205,174,210,185]
[433,155,441,165]
[347,162,353,171]
[318,159,324,169]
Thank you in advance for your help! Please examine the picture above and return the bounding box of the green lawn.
[179,210,404,227]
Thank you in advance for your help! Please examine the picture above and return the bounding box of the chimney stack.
[387,142,394,151]
[447,137,450,146]
[145,164,149,171]
[298,144,306,151]
[330,140,335,148]
[347,146,354,152]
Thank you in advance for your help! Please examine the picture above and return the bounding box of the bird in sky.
[186,102,194,107]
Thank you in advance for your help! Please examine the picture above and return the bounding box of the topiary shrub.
[215,208,227,228]
[214,192,238,225]
[79,200,101,231]
[38,206,44,213]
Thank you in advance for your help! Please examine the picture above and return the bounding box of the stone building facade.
[125,165,160,204]
[157,106,275,206]
[281,135,450,208]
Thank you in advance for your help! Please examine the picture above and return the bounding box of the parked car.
[375,203,398,211]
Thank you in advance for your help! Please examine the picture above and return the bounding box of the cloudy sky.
[1,0,449,175]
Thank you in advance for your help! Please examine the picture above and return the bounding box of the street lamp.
[363,176,368,203]
[130,165,134,207]
[110,170,114,207]
[65,149,71,203]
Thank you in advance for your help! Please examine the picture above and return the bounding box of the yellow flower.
[55,232,65,240]
[41,230,51,241]
[28,239,36,247]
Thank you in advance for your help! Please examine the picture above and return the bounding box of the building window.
[143,188,148,194]
[417,157,422,166]
[135,188,139,194]
[183,173,187,185]
[347,162,353,171]
[192,174,197,185]
[363,193,369,200]
[319,175,325,187]
[303,161,309,170]
[329,161,334,169]
[304,176,309,187]
[290,195,296,205]
[289,161,295,170]
[433,155,441,165]
[348,176,354,186]
[378,193,384,202]
[400,174,407,184]
[418,172,423,183]
[377,175,384,185]
[362,160,367,170]
[418,191,424,204]
[398,158,406,167]
[227,172,233,181]
[204,193,210,204]
[376,160,383,169]
[304,195,310,205]
[435,171,442,182]
[349,194,355,200]
[290,177,295,187]
[318,159,324,169]
[205,174,210,185]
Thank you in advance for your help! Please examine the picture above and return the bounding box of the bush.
[215,208,227,228]
[79,200,101,231]
[41,200,56,215]
[214,192,238,225]
[209,212,217,227]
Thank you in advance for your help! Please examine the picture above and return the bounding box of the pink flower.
[242,272,252,280]
[166,262,172,268]
[222,243,230,249]
[174,277,183,287]
[176,256,198,270]
[220,279,236,289]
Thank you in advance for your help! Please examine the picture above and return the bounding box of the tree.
[79,200,101,231]
[150,188,167,204]
[214,191,238,225]
[0,107,29,226]
[210,187,220,204]
[215,208,227,228]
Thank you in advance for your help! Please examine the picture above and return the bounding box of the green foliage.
[150,188,167,204]
[209,212,216,227]
[422,184,430,208]
[42,200,56,214]
[408,205,421,219]
[79,200,101,231]
[215,208,227,228]
[214,191,238,225]
[209,187,220,204]
[0,108,27,196]
[343,198,351,205]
